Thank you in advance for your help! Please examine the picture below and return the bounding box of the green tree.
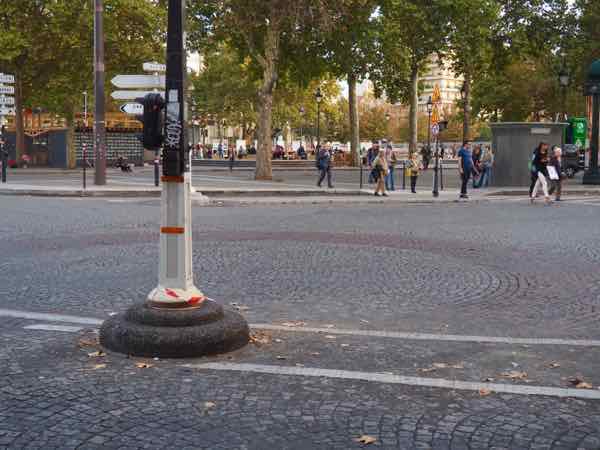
[375,0,448,155]
[189,0,329,180]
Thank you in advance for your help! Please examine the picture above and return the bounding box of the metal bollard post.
[402,160,406,190]
[440,160,444,190]
[154,150,159,187]
[82,143,87,189]
[360,161,363,190]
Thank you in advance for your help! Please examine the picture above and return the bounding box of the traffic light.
[135,93,164,150]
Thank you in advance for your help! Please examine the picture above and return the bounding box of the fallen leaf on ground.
[135,362,153,369]
[274,338,283,343]
[479,388,492,396]
[92,364,106,370]
[501,371,528,380]
[281,321,306,327]
[249,332,271,345]
[87,351,105,358]
[548,362,561,368]
[576,382,593,389]
[325,335,336,340]
[355,435,377,445]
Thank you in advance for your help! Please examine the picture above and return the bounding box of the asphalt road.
[1,198,600,449]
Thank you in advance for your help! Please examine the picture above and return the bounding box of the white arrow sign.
[120,103,144,115]
[0,74,15,84]
[111,74,165,89]
[0,107,15,116]
[0,96,15,105]
[0,86,15,95]
[143,62,166,72]
[111,90,164,100]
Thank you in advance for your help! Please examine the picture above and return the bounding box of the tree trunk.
[462,74,471,141]
[254,26,279,181]
[65,106,76,169]
[15,74,25,161]
[348,73,360,167]
[408,65,419,155]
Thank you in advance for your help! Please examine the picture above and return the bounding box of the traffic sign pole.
[100,0,248,359]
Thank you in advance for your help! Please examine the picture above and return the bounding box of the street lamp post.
[558,67,570,122]
[315,87,322,149]
[93,0,107,185]
[299,106,305,146]
[83,91,88,190]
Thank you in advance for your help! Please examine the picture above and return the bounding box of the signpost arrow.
[111,90,164,100]
[0,97,15,105]
[143,62,166,72]
[120,103,144,115]
[0,74,15,84]
[111,74,165,89]
[0,86,15,95]
[0,107,15,116]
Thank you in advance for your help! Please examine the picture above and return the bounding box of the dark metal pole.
[1,124,6,183]
[402,159,406,190]
[317,102,321,147]
[154,150,159,186]
[93,0,107,185]
[440,157,444,190]
[433,135,439,197]
[83,91,87,190]
[583,94,600,184]
[359,156,363,190]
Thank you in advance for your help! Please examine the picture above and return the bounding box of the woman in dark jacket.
[530,141,551,204]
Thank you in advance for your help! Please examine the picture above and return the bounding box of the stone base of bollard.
[99,300,249,358]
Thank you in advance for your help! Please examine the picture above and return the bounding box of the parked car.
[562,144,584,178]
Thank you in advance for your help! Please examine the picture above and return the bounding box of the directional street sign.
[111,74,165,89]
[120,103,143,115]
[0,107,15,116]
[0,74,15,84]
[0,86,15,95]
[0,96,15,105]
[431,123,440,136]
[111,90,164,100]
[143,62,166,72]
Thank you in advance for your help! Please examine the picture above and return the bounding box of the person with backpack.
[371,149,389,196]
[530,141,551,204]
[316,144,334,188]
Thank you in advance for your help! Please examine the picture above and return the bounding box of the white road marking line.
[252,324,600,347]
[0,308,102,326]
[24,324,84,333]
[188,362,600,400]
[2,308,600,347]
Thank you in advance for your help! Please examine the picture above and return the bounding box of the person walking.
[384,144,396,191]
[372,149,389,196]
[476,146,494,188]
[316,144,334,188]
[217,143,224,159]
[229,144,236,171]
[405,152,421,193]
[530,141,551,204]
[471,145,483,188]
[367,143,379,183]
[548,146,564,201]
[458,140,476,199]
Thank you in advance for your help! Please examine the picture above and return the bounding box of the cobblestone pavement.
[1,197,600,449]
